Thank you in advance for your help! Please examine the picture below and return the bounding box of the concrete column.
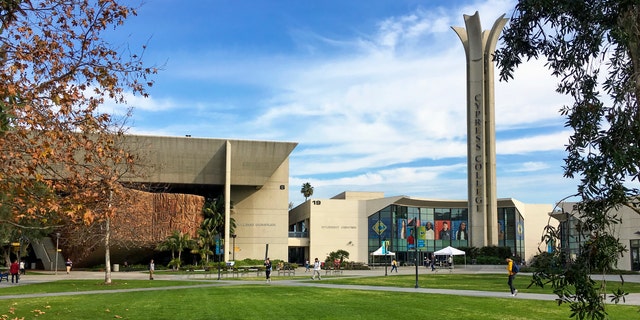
[452,12,507,247]
[224,140,231,261]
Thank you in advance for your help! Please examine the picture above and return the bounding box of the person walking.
[506,258,518,296]
[430,253,436,271]
[390,259,398,273]
[311,258,322,280]
[149,259,155,280]
[264,258,272,283]
[19,261,25,275]
[304,259,310,272]
[10,260,19,284]
[65,258,72,274]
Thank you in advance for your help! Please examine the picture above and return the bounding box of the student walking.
[65,258,73,274]
[311,258,322,280]
[430,253,436,271]
[506,258,518,296]
[10,260,19,284]
[390,259,398,273]
[149,259,155,280]
[264,258,272,283]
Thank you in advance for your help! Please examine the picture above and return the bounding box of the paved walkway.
[2,266,640,306]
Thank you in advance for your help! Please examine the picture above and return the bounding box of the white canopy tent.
[433,246,466,268]
[370,246,395,268]
[434,246,466,256]
[370,246,395,256]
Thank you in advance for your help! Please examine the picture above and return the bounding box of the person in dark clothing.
[264,258,272,283]
[10,260,19,283]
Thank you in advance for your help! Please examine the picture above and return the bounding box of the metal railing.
[288,231,308,238]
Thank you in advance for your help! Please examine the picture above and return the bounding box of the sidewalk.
[2,267,640,306]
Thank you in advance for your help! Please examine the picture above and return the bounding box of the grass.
[319,273,640,294]
[1,274,638,319]
[0,280,206,296]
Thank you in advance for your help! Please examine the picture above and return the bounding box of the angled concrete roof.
[123,135,298,187]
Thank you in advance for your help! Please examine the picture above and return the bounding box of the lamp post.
[231,234,237,261]
[414,222,419,288]
[55,233,60,275]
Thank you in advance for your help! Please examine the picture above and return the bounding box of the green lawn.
[319,273,640,294]
[0,280,206,296]
[1,274,638,319]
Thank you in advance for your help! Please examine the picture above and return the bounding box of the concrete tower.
[452,12,508,247]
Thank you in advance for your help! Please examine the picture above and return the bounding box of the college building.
[288,191,552,265]
[114,135,553,267]
[37,134,640,271]
[551,202,640,271]
[108,135,551,267]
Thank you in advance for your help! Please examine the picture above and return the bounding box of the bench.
[324,268,343,276]
[277,269,295,276]
[0,272,8,282]
[433,263,453,273]
[249,268,263,277]
[225,268,263,278]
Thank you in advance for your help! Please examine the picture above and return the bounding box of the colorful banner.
[417,226,426,249]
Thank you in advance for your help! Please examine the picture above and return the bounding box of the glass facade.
[631,240,640,271]
[557,215,585,261]
[497,207,525,260]
[368,204,523,264]
[557,212,640,271]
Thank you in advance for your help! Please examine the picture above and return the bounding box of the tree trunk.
[104,216,112,284]
[104,189,113,285]
[3,251,10,267]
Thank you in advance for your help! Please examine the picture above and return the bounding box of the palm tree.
[202,196,236,236]
[157,230,193,270]
[192,228,215,264]
[301,182,314,201]
[197,196,236,264]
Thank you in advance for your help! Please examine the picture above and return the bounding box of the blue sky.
[102,0,582,207]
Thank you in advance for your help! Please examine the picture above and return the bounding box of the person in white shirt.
[311,258,322,280]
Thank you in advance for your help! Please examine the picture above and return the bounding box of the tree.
[157,230,193,270]
[326,249,349,269]
[191,227,214,265]
[494,2,639,319]
[196,196,235,263]
[0,181,60,265]
[202,196,236,236]
[0,1,155,284]
[301,182,314,201]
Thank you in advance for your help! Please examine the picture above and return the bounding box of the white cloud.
[98,91,178,116]
[508,161,550,173]
[128,1,577,205]
[498,131,571,154]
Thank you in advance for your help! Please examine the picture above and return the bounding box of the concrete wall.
[617,205,640,270]
[231,158,291,262]
[518,202,555,262]
[306,197,369,263]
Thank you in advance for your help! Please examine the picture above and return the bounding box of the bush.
[474,256,504,265]
[339,261,369,270]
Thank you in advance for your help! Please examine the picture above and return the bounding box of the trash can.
[113,264,120,272]
[31,263,36,270]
